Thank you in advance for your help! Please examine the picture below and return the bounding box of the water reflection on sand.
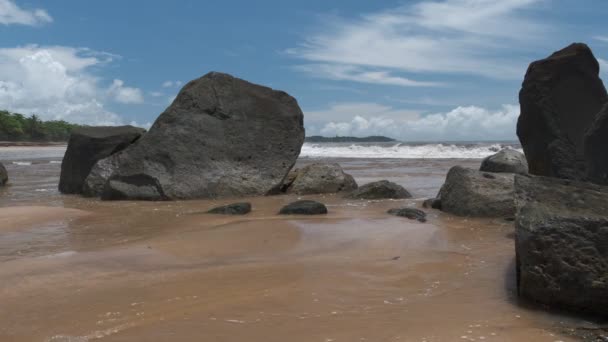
[0,148,600,341]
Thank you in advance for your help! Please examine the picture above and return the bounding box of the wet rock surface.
[279,200,328,215]
[387,208,427,222]
[437,166,515,217]
[515,174,608,317]
[207,202,252,215]
[346,180,411,200]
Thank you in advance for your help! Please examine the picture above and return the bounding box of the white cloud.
[162,80,183,88]
[0,45,132,125]
[289,0,546,82]
[307,102,519,141]
[0,0,52,26]
[108,79,144,104]
[594,36,608,43]
[599,58,608,74]
[150,91,163,97]
[295,64,443,87]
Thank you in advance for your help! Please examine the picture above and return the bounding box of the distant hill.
[305,135,396,143]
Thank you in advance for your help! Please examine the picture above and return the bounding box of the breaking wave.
[299,142,522,159]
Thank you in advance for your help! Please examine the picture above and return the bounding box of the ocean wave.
[12,161,32,166]
[299,142,522,159]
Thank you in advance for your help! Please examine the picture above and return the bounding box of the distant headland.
[305,135,396,143]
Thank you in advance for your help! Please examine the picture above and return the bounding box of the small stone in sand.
[279,200,328,215]
[207,202,252,215]
[387,208,427,222]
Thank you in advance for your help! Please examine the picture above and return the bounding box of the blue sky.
[1,0,608,141]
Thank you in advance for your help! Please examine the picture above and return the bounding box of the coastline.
[0,141,67,147]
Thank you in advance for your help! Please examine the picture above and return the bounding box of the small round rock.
[279,200,328,215]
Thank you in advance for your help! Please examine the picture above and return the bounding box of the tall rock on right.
[518,43,608,180]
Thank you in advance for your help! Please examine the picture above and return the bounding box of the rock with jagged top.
[517,43,608,180]
[59,126,145,194]
[91,72,304,200]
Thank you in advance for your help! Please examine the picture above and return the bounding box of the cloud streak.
[0,0,52,26]
[289,0,546,84]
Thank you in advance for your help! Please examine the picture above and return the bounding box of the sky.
[1,0,607,141]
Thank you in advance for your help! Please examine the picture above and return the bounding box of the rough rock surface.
[480,149,528,174]
[517,43,608,180]
[207,202,251,215]
[287,163,357,195]
[387,208,427,222]
[437,166,515,217]
[58,126,145,194]
[279,200,327,215]
[515,175,608,316]
[0,162,7,186]
[96,72,304,200]
[83,154,121,197]
[585,103,608,185]
[346,180,411,200]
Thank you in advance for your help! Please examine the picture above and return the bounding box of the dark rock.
[58,126,145,194]
[517,43,608,180]
[422,198,441,210]
[387,208,427,222]
[480,149,528,174]
[585,103,608,185]
[97,72,304,200]
[0,162,7,186]
[83,154,120,197]
[101,174,168,201]
[207,202,252,215]
[279,200,328,215]
[346,180,411,200]
[277,169,299,193]
[437,166,515,217]
[515,174,608,316]
[287,163,357,195]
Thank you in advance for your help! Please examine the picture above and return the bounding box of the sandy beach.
[0,147,600,342]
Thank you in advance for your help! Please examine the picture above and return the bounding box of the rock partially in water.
[387,208,427,222]
[515,175,608,316]
[585,103,608,185]
[83,153,120,197]
[480,149,528,174]
[58,126,145,194]
[98,72,304,200]
[437,166,515,217]
[287,163,357,195]
[0,162,7,186]
[279,200,328,215]
[346,180,411,200]
[207,202,252,215]
[422,198,441,210]
[517,43,608,180]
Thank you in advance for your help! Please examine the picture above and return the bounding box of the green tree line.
[0,110,83,142]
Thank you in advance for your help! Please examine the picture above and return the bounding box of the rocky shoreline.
[2,42,607,324]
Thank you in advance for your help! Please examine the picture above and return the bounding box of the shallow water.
[0,147,603,341]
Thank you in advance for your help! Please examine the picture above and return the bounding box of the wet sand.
[0,149,603,341]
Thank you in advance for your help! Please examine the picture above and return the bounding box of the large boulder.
[517,43,608,180]
[58,126,145,194]
[346,180,411,200]
[515,175,608,316]
[0,162,7,186]
[437,166,515,217]
[287,163,357,195]
[585,103,608,185]
[480,149,528,174]
[94,72,305,200]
